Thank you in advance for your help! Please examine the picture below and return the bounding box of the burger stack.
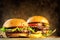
[0,16,55,38]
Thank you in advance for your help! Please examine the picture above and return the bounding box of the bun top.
[27,16,49,24]
[3,18,28,28]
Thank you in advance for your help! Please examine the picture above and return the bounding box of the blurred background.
[0,0,60,37]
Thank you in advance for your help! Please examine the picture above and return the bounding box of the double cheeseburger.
[27,16,54,38]
[1,18,28,38]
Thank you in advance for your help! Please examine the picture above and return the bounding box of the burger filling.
[28,22,53,37]
[0,23,56,38]
[1,26,28,32]
[0,26,28,38]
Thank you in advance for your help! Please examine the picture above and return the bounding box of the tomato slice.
[28,23,38,27]
[28,23,42,27]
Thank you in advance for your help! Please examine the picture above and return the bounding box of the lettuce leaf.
[0,27,6,32]
[0,27,24,32]
[18,28,23,31]
[28,27,35,33]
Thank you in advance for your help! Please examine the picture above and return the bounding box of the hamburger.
[27,16,55,38]
[1,18,28,38]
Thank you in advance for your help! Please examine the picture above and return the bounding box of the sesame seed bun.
[3,18,28,28]
[27,16,49,24]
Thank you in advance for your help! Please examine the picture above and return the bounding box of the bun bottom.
[5,33,46,38]
[6,33,28,38]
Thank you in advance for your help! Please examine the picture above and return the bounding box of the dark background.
[0,0,60,37]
